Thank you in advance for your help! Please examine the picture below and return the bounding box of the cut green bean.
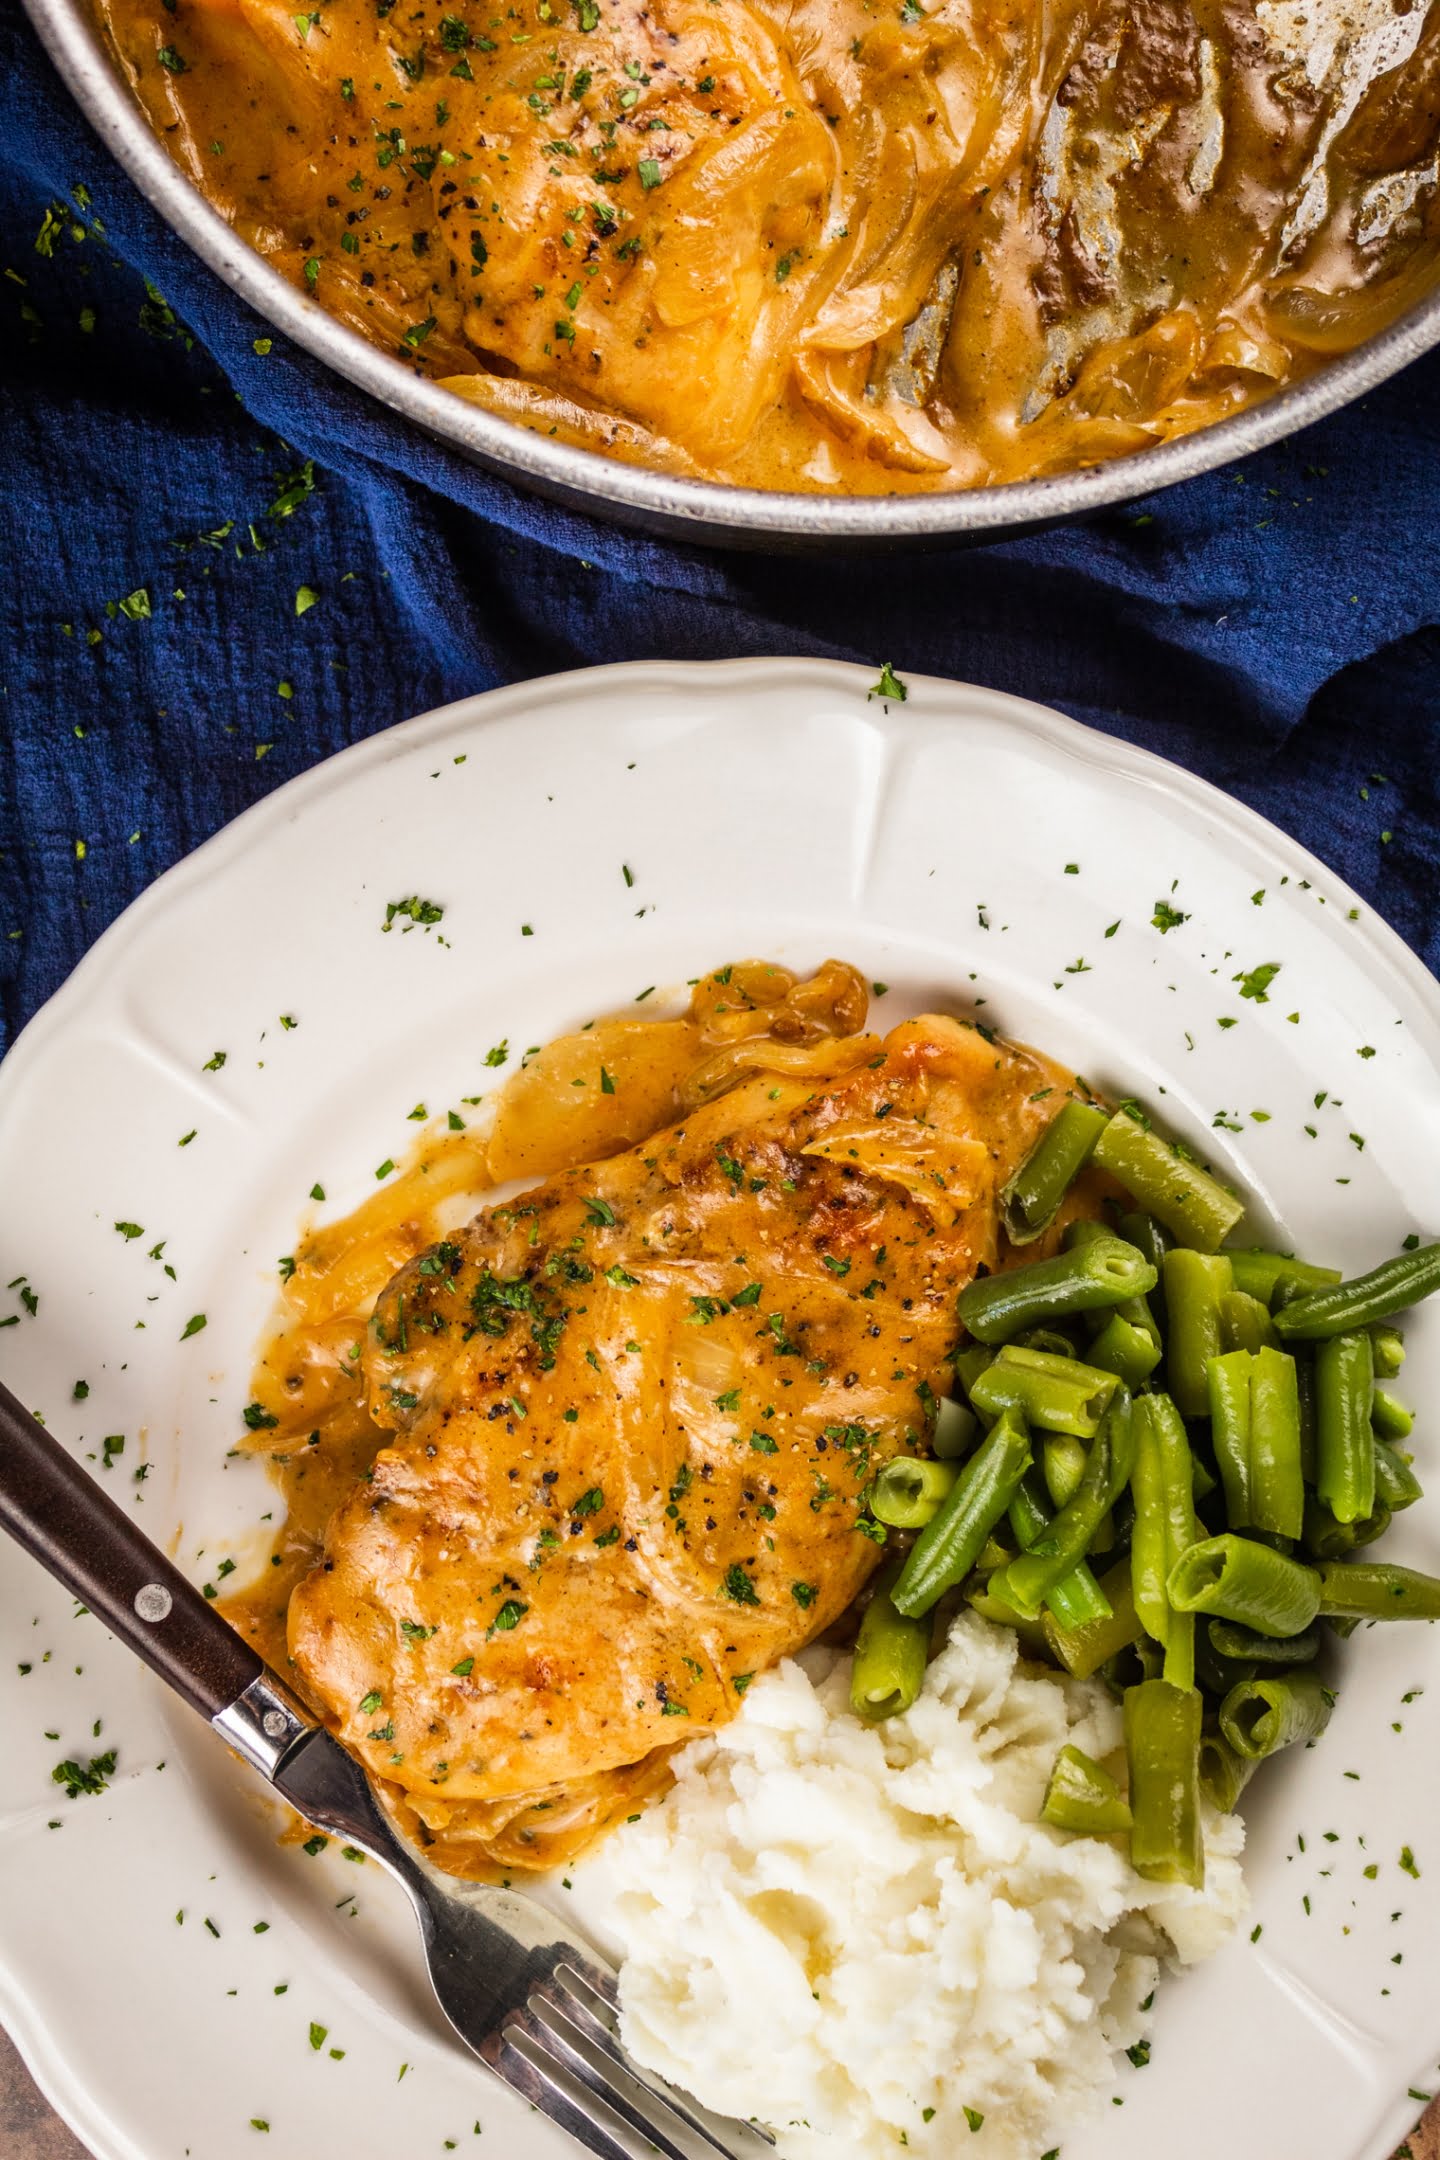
[1152,1393,1199,1690]
[1250,1346,1304,1541]
[992,1396,1135,1618]
[1194,1628,1258,1698]
[1373,1439,1423,1513]
[958,1237,1157,1345]
[1088,1311,1163,1391]
[1093,1113,1244,1253]
[1125,1678,1204,1887]
[1370,1324,1406,1378]
[954,1343,994,1397]
[1042,1559,1142,1678]
[1008,1473,1112,1631]
[932,1396,978,1461]
[1317,1558,1440,1619]
[1226,1249,1341,1307]
[1042,1433,1087,1509]
[1219,1669,1333,1760]
[891,1409,1031,1617]
[1275,1241,1440,1339]
[870,1456,958,1530]
[1001,1101,1109,1245]
[1041,1743,1133,1835]
[1164,1249,1235,1419]
[1129,1397,1172,1651]
[850,1564,930,1722]
[966,1582,1050,1658]
[1316,1330,1375,1525]
[1296,1356,1317,1486]
[1013,1326,1082,1360]
[1302,1493,1392,1560]
[970,1346,1119,1439]
[1117,1209,1173,1279]
[1220,1290,1278,1354]
[1198,1731,1256,1813]
[1208,1618,1320,1666]
[1207,1350,1253,1530]
[1167,1533,1322,1637]
[1372,1388,1414,1443]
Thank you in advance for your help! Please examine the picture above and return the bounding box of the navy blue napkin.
[2,0,1438,1049]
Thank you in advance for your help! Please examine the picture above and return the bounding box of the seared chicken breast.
[287,1012,1066,1867]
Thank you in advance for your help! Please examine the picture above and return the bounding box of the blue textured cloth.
[2,0,1439,1052]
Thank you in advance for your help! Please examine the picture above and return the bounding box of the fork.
[0,1378,773,2160]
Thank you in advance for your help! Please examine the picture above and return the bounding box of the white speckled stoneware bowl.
[2,659,1439,2159]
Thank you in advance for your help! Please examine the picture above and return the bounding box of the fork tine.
[545,1968,776,2154]
[490,2014,705,2160]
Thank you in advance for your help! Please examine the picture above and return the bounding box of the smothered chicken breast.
[287,1011,1068,1870]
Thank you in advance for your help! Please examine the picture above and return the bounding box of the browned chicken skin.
[286,1011,1067,1866]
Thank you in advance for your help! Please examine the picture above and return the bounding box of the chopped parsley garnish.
[790,1581,817,1609]
[180,1313,207,1339]
[52,1749,117,1797]
[1151,899,1188,933]
[383,895,445,932]
[491,1598,528,1632]
[1235,962,1281,1003]
[722,1563,760,1605]
[868,661,907,702]
[243,1401,280,1432]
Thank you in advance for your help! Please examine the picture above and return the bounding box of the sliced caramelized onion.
[679,1033,879,1111]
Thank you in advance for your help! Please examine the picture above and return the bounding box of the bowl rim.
[27,0,1440,545]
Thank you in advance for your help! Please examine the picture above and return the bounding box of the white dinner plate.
[2,659,1439,2160]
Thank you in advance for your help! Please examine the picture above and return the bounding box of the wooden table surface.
[3,2017,1437,2158]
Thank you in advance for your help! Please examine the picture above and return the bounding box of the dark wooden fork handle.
[0,1376,262,1719]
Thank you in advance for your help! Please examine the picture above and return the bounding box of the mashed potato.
[582,1611,1247,2160]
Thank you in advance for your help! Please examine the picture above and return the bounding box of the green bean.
[1316,1330,1375,1525]
[1008,1473,1112,1631]
[1227,1249,1341,1307]
[1191,1452,1218,1503]
[1167,1533,1322,1638]
[958,1237,1157,1345]
[870,1457,958,1530]
[1042,1559,1142,1678]
[1150,1394,1199,1690]
[1194,1628,1258,1698]
[1220,1290,1279,1354]
[1374,1440,1423,1513]
[850,1564,930,1722]
[993,1395,1135,1618]
[970,1346,1119,1439]
[1207,1350,1253,1529]
[1164,1250,1235,1418]
[1370,1324,1406,1378]
[954,1343,994,1397]
[1275,1241,1440,1338]
[1250,1346,1304,1541]
[1118,1209,1173,1279]
[1064,1222,1163,1353]
[966,1582,1050,1658]
[1088,1311,1163,1391]
[1296,1356,1317,1486]
[1219,1669,1333,1760]
[1208,1618,1320,1666]
[1013,1326,1083,1360]
[932,1396,979,1460]
[1372,1388,1414,1442]
[1317,1558,1440,1619]
[1125,1678,1204,1888]
[1302,1493,1392,1560]
[1092,1113,1244,1253]
[891,1409,1032,1617]
[1001,1101,1110,1245]
[1042,1433,1087,1508]
[1041,1743,1133,1835]
[1198,1731,1256,1813]
[1129,1397,1171,1651]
